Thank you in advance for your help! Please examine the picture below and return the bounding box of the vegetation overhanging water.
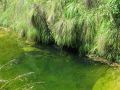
[0,0,120,90]
[0,0,120,62]
[0,28,120,90]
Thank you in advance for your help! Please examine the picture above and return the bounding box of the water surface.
[0,30,120,90]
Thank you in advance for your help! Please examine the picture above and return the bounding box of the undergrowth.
[0,0,120,62]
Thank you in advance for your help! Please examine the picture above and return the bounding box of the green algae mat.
[0,30,120,90]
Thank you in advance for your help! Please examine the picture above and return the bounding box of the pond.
[0,30,120,90]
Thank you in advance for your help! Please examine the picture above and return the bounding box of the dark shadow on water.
[17,45,110,90]
[0,31,116,90]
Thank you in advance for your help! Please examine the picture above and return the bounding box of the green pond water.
[0,30,120,90]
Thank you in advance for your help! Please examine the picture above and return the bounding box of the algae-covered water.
[0,30,120,90]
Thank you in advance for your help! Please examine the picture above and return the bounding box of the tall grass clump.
[41,0,120,61]
[0,0,120,62]
[0,0,52,44]
[91,0,120,62]
[45,0,82,48]
[31,4,52,44]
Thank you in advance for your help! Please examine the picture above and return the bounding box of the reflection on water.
[0,30,120,90]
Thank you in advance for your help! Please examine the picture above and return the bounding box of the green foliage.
[0,0,120,61]
[31,5,52,44]
[0,0,52,44]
